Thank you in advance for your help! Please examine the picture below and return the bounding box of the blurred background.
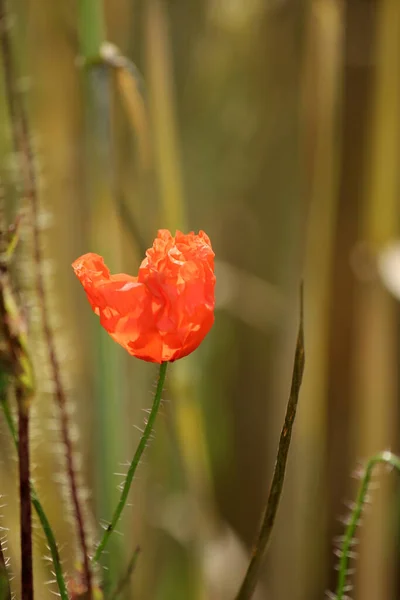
[1,0,400,599]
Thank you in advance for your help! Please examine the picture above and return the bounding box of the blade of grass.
[98,43,151,172]
[109,546,141,600]
[235,287,305,600]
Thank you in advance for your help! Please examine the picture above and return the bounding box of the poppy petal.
[72,230,215,363]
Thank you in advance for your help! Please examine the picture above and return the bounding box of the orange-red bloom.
[72,230,215,363]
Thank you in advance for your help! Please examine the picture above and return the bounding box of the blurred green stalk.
[78,0,105,63]
[78,0,126,589]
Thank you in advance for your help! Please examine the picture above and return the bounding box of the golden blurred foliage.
[1,0,400,599]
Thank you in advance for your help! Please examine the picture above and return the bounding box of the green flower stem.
[335,450,400,600]
[0,396,69,600]
[29,493,67,600]
[236,289,305,600]
[93,361,168,564]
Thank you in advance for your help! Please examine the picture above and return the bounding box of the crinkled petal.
[72,230,215,363]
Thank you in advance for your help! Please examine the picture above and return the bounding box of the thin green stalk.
[335,450,400,600]
[110,546,140,600]
[29,493,67,599]
[77,0,125,586]
[78,0,105,63]
[93,361,168,564]
[0,396,69,600]
[236,289,305,600]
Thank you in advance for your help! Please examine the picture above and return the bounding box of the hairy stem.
[56,388,92,595]
[236,289,305,600]
[335,451,400,600]
[0,395,69,600]
[0,1,93,595]
[93,361,168,563]
[17,390,33,600]
[0,527,11,600]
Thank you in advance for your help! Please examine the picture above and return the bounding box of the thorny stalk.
[0,222,35,600]
[0,530,11,600]
[0,390,69,600]
[17,388,33,600]
[0,240,68,600]
[0,1,93,596]
[334,451,400,600]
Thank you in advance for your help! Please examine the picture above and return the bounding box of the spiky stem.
[235,288,305,600]
[0,527,11,600]
[0,394,69,600]
[0,1,93,595]
[93,361,168,563]
[334,451,400,600]
[17,389,33,600]
[0,223,67,600]
[54,382,93,596]
[0,234,35,600]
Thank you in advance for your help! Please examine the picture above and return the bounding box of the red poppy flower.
[72,230,215,363]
